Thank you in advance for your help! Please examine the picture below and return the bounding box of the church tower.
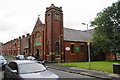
[45,4,64,62]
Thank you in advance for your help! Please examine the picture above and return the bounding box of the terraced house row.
[2,4,115,62]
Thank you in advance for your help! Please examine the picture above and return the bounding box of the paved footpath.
[45,63,120,80]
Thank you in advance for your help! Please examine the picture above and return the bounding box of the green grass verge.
[58,61,120,73]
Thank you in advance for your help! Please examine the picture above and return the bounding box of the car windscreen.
[18,62,46,74]
[19,55,25,59]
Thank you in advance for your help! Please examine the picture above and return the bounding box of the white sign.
[65,47,70,51]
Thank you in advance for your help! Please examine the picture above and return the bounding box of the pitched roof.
[64,28,93,42]
[34,16,43,29]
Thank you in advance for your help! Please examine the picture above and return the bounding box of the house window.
[81,45,84,50]
[71,44,74,54]
[81,43,84,50]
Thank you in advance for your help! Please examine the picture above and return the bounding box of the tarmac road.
[0,56,103,80]
[0,71,3,80]
[49,68,102,80]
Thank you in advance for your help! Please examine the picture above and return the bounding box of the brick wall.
[64,41,87,62]
[106,53,115,61]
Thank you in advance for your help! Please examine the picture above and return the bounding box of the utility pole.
[82,23,91,69]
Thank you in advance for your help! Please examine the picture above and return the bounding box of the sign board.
[76,47,79,53]
[87,41,90,45]
[34,42,41,46]
[65,47,70,51]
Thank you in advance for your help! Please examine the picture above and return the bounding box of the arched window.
[34,32,42,45]
[55,41,59,55]
[47,14,50,21]
[55,13,60,21]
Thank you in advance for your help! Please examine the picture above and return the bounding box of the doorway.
[35,49,40,60]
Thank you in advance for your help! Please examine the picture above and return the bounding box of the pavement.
[45,63,120,80]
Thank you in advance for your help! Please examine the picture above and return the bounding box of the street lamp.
[82,23,91,69]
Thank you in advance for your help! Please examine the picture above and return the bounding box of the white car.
[16,54,26,60]
[26,56,35,60]
[4,60,59,80]
[26,56,45,65]
[0,55,7,70]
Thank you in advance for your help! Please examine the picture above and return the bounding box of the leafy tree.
[91,1,120,60]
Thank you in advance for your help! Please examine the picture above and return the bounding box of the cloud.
[0,0,118,43]
[0,22,13,32]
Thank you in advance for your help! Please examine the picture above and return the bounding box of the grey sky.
[0,0,118,43]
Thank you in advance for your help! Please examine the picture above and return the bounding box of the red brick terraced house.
[2,4,116,62]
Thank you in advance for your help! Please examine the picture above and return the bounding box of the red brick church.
[2,4,116,62]
[30,4,91,62]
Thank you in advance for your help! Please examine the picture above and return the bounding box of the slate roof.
[64,28,94,42]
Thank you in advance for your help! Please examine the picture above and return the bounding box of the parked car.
[26,56,45,65]
[26,56,36,60]
[16,54,26,60]
[4,60,59,80]
[0,55,7,70]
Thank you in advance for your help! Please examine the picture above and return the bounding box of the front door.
[35,49,40,60]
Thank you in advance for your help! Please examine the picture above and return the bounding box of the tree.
[91,1,120,60]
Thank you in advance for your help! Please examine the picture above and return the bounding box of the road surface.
[0,56,102,80]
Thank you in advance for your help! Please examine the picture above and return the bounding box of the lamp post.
[82,23,91,69]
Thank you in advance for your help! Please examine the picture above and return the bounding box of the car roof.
[9,60,37,65]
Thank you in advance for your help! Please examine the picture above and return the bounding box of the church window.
[47,14,50,21]
[71,44,74,54]
[34,32,42,45]
[55,41,59,55]
[55,13,60,21]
